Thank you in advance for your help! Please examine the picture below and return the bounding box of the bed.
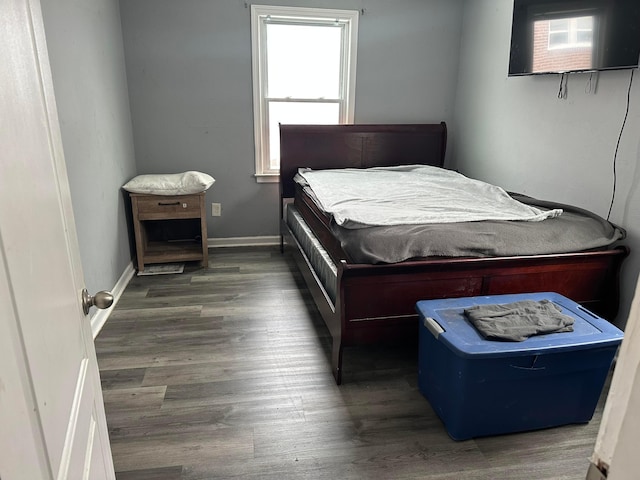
[278,123,629,384]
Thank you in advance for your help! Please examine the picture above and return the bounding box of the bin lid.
[416,292,624,358]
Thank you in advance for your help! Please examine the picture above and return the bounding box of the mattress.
[285,205,338,305]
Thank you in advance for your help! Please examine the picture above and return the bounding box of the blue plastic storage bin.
[415,292,623,441]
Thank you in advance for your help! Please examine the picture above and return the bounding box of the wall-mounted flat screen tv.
[509,0,640,76]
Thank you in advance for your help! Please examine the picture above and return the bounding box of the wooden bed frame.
[279,123,629,384]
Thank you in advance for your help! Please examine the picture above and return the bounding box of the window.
[548,16,593,49]
[251,5,359,181]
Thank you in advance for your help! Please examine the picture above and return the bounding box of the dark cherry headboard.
[279,123,447,199]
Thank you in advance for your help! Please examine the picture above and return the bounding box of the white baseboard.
[586,462,607,480]
[207,236,280,248]
[90,261,135,339]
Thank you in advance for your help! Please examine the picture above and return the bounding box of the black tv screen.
[509,0,640,75]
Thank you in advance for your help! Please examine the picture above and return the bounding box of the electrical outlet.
[211,203,222,217]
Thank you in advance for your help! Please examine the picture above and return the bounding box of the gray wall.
[119,0,465,238]
[41,0,137,296]
[452,0,640,326]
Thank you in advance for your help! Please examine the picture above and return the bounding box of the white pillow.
[122,171,215,195]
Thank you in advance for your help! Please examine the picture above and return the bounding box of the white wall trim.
[208,236,280,248]
[90,261,135,339]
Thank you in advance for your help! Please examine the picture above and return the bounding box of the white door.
[0,0,115,478]
[590,277,640,479]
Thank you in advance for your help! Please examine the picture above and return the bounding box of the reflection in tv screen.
[509,0,640,76]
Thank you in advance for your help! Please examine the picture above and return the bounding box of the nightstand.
[129,192,208,272]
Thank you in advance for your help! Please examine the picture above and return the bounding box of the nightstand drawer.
[134,194,202,220]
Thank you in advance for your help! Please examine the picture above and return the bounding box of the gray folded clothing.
[464,299,575,341]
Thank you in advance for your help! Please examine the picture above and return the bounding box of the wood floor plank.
[100,368,147,390]
[110,425,254,472]
[96,246,608,479]
[102,385,167,412]
[115,465,183,480]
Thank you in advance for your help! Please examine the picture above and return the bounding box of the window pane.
[577,30,592,44]
[266,23,342,99]
[549,19,569,32]
[576,16,593,30]
[549,32,569,47]
[268,101,340,169]
[576,16,593,45]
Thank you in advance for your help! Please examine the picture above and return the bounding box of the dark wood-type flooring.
[96,246,609,479]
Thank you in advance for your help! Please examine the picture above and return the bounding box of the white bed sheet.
[295,165,562,229]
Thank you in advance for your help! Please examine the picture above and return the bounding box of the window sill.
[255,173,279,184]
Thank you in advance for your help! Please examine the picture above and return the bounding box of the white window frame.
[250,5,359,182]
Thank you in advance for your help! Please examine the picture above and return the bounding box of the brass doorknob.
[81,288,114,315]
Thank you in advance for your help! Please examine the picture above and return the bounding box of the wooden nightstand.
[129,192,208,272]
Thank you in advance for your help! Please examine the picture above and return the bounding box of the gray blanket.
[329,193,625,263]
[464,300,575,341]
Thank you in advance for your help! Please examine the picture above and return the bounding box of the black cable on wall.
[607,69,635,222]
